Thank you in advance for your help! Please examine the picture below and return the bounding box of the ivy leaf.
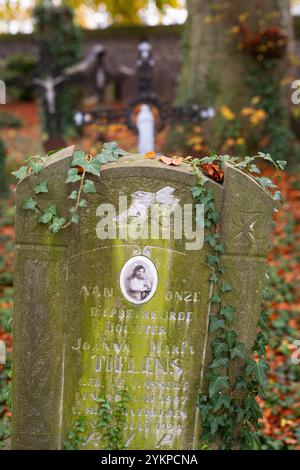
[191,186,204,198]
[68,191,78,200]
[218,266,225,274]
[22,197,37,210]
[208,210,219,224]
[213,340,229,356]
[38,205,57,224]
[207,255,219,266]
[210,357,229,369]
[209,273,218,283]
[220,305,235,321]
[249,164,260,174]
[255,177,277,190]
[95,141,129,164]
[84,160,101,177]
[29,160,44,175]
[215,243,225,254]
[235,378,247,392]
[254,332,268,358]
[71,214,80,224]
[276,160,287,170]
[71,151,100,175]
[236,407,245,424]
[83,180,96,194]
[236,156,255,168]
[211,293,221,304]
[224,330,237,348]
[258,152,273,163]
[246,359,270,385]
[213,394,232,412]
[220,282,232,293]
[199,396,211,419]
[34,180,48,194]
[12,166,28,180]
[64,441,73,450]
[49,216,66,233]
[241,426,261,450]
[71,151,86,163]
[94,154,111,165]
[230,342,245,359]
[273,191,283,203]
[209,316,225,333]
[200,155,215,164]
[209,374,229,398]
[245,395,262,425]
[209,416,225,435]
[259,312,269,331]
[206,233,218,249]
[66,168,82,183]
[79,199,88,208]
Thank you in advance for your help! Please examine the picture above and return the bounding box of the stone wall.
[0,26,182,103]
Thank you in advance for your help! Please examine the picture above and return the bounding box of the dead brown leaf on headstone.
[159,156,173,165]
[200,163,224,183]
[170,156,182,166]
[159,155,182,166]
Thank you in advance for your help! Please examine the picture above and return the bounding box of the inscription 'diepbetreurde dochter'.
[70,257,205,449]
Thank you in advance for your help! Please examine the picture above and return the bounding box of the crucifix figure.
[33,75,67,150]
[33,76,66,115]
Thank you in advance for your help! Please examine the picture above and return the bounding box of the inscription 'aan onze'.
[79,286,202,303]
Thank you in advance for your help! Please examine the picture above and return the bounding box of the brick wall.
[0,23,299,104]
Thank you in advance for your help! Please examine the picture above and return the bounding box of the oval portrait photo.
[119,256,158,305]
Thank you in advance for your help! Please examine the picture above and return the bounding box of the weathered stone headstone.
[12,152,274,450]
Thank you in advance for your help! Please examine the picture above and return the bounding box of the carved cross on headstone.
[115,186,180,223]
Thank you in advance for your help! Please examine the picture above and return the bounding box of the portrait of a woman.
[120,256,158,305]
[127,265,152,301]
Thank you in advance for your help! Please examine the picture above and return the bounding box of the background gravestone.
[12,152,273,449]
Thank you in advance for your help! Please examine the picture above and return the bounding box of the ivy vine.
[12,142,129,233]
[187,151,286,449]
[245,59,295,162]
[64,388,129,450]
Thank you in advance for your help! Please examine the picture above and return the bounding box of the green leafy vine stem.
[12,142,129,233]
[186,152,286,449]
[64,388,129,450]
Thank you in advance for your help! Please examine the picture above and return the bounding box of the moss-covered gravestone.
[12,151,274,450]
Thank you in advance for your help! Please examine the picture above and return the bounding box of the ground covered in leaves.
[0,102,299,449]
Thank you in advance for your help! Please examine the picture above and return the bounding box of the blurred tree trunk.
[173,0,295,161]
